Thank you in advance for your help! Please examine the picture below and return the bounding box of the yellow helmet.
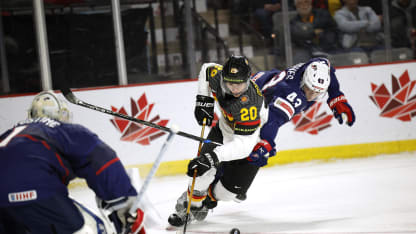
[28,91,71,122]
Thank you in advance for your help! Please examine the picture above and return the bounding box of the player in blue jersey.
[247,57,356,166]
[0,91,145,234]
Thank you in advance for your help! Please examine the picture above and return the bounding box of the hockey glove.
[97,196,145,234]
[328,95,356,126]
[187,152,219,177]
[247,140,277,167]
[194,95,215,126]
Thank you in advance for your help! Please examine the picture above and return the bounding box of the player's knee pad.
[212,180,245,203]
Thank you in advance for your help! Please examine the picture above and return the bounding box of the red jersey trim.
[96,157,120,176]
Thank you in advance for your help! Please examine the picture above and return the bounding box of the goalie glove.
[247,140,277,167]
[187,152,219,177]
[194,95,215,126]
[328,95,356,126]
[97,196,145,234]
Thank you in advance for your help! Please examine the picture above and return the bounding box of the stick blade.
[60,88,78,104]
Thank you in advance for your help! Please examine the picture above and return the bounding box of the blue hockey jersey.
[0,117,137,207]
[251,58,344,147]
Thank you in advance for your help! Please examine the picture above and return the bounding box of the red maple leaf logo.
[291,102,333,135]
[110,93,169,145]
[369,70,416,121]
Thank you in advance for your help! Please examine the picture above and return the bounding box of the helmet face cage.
[301,61,331,95]
[220,55,251,96]
[28,91,72,122]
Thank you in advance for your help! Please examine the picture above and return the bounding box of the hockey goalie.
[0,91,161,234]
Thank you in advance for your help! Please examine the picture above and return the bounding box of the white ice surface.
[69,152,416,233]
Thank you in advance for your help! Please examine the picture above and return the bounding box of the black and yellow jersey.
[206,65,264,136]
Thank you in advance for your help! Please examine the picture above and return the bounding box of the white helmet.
[28,91,71,122]
[301,61,330,93]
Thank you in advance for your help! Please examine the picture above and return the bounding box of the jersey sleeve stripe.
[96,157,120,176]
[17,134,70,183]
[235,119,261,126]
[274,97,295,119]
[54,152,70,183]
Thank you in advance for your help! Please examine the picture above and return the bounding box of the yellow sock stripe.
[187,190,207,203]
[68,139,416,189]
[207,186,217,202]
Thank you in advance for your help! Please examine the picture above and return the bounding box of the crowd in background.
[218,0,416,63]
[1,0,416,96]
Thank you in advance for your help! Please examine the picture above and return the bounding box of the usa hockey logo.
[369,70,416,121]
[110,93,169,145]
[291,102,333,135]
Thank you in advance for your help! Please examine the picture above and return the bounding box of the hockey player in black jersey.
[168,55,267,226]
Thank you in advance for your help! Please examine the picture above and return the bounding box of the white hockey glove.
[97,196,145,234]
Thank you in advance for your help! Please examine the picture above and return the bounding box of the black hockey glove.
[194,95,215,126]
[187,152,219,177]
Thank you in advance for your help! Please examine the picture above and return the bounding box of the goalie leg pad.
[73,200,110,234]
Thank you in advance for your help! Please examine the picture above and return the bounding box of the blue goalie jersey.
[251,58,344,147]
[0,117,137,207]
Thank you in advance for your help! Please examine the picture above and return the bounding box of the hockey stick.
[124,127,178,234]
[183,118,207,233]
[60,88,221,146]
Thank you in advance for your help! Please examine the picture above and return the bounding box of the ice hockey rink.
[69,152,416,234]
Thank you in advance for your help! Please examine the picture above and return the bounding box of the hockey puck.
[230,228,240,234]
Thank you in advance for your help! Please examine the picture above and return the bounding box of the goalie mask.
[28,91,72,122]
[301,61,330,100]
[220,55,251,97]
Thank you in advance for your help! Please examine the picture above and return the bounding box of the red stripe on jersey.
[41,140,51,150]
[17,134,37,142]
[96,157,120,175]
[235,119,261,126]
[54,152,69,183]
[17,134,70,183]
[278,100,294,118]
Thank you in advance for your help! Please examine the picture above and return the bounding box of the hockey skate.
[168,191,212,227]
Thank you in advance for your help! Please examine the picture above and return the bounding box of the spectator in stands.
[359,0,383,21]
[312,0,329,10]
[252,0,282,40]
[390,0,416,49]
[229,0,284,38]
[334,0,383,53]
[312,0,343,16]
[328,0,342,16]
[290,0,338,63]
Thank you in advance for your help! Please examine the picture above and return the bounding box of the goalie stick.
[60,88,221,146]
[123,127,178,234]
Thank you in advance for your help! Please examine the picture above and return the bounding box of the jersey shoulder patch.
[207,65,223,92]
